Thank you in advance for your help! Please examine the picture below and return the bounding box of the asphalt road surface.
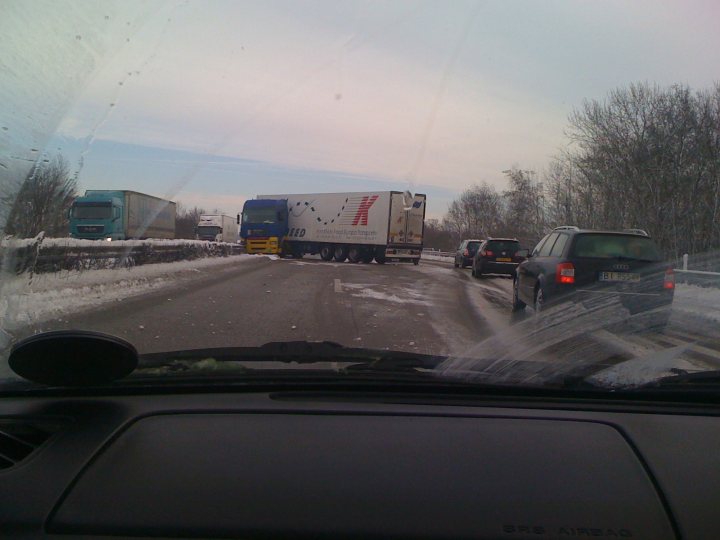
[31,256,513,357]
[7,254,720,384]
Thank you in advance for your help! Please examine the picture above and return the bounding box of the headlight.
[105,237,113,242]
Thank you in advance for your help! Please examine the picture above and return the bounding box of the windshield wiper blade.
[137,341,445,374]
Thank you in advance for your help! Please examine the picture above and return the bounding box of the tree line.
[437,82,720,261]
[0,157,215,240]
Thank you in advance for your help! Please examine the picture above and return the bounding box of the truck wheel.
[347,246,362,263]
[333,246,348,262]
[361,250,374,264]
[374,246,386,264]
[320,245,334,261]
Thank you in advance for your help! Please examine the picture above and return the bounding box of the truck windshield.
[243,208,277,224]
[72,203,112,220]
[197,226,221,236]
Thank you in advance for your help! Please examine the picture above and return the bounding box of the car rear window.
[486,240,520,252]
[570,234,662,261]
[467,241,481,253]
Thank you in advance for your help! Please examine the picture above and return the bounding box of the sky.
[2,0,719,219]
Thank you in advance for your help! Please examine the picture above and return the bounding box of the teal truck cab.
[69,190,176,240]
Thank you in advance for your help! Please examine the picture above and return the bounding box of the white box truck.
[195,214,237,243]
[239,191,426,264]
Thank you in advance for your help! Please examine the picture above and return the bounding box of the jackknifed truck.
[238,191,426,264]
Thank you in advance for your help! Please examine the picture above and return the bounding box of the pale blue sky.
[2,0,719,218]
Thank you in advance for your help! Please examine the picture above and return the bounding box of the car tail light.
[664,267,675,290]
[482,250,494,257]
[463,249,469,256]
[556,262,575,284]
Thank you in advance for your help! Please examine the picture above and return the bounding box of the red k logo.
[352,195,379,226]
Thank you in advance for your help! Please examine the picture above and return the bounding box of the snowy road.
[12,257,508,357]
[4,255,720,386]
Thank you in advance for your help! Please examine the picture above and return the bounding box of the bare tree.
[175,203,208,239]
[3,156,77,238]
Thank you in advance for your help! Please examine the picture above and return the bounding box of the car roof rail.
[623,228,649,237]
[553,225,579,231]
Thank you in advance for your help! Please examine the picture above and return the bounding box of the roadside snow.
[0,254,263,329]
[674,284,720,322]
[2,236,240,249]
[423,254,454,263]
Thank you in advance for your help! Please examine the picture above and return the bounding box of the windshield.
[2,1,720,394]
[71,203,112,220]
[196,226,221,236]
[242,208,277,224]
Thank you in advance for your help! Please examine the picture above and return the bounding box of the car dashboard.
[1,388,719,539]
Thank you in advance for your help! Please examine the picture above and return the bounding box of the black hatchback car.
[454,239,482,268]
[472,238,525,278]
[512,226,675,326]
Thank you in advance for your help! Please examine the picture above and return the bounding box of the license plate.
[599,271,640,282]
[496,257,511,262]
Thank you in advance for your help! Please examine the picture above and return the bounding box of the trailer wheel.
[320,245,334,261]
[361,249,375,264]
[412,258,420,265]
[374,246,386,264]
[347,246,362,263]
[333,246,348,262]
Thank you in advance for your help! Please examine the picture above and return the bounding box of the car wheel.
[534,286,545,313]
[320,245,334,261]
[475,263,483,278]
[412,258,420,265]
[512,279,526,312]
[454,261,459,268]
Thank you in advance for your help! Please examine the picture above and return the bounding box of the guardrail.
[1,237,244,275]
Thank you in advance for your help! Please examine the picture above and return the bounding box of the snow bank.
[673,283,720,322]
[1,234,243,275]
[0,254,264,329]
[422,253,454,263]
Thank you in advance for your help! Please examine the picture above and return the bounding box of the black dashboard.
[1,389,719,539]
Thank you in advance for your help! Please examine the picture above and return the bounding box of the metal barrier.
[1,238,244,275]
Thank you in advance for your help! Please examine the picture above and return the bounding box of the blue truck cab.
[239,199,288,254]
[69,190,124,240]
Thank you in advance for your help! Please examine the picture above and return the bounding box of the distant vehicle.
[512,226,675,328]
[454,239,482,268]
[239,191,426,264]
[472,238,525,278]
[195,214,236,243]
[69,190,176,241]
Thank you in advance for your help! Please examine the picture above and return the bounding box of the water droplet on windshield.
[75,35,82,40]
[2,126,8,130]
